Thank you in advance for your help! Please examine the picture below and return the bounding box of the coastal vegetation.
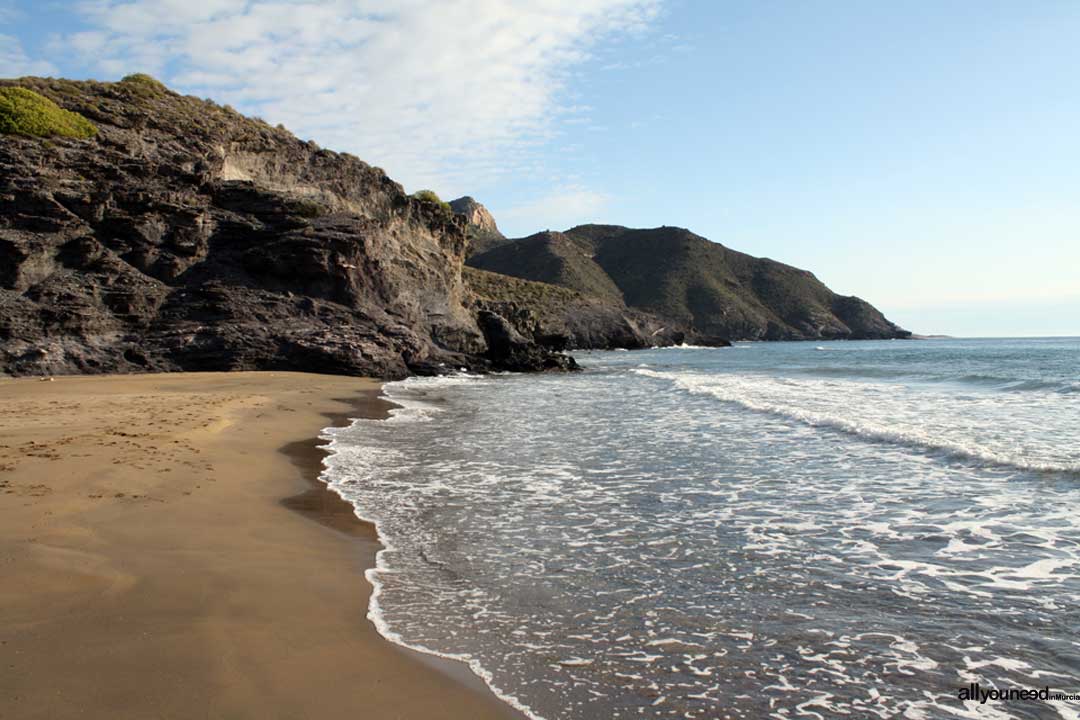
[412,189,453,215]
[119,72,169,96]
[0,86,97,139]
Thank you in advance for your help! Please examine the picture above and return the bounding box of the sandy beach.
[0,371,520,720]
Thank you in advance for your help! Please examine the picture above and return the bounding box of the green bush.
[118,73,168,101]
[0,87,98,139]
[412,189,452,213]
[120,73,167,92]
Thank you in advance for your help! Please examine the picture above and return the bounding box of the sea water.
[321,338,1080,719]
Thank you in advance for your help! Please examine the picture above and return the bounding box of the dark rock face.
[469,223,910,342]
[0,77,565,378]
[476,310,577,372]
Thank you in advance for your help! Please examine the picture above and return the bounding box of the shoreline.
[277,383,515,701]
[0,371,522,720]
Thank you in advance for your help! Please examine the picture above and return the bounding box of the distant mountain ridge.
[462,212,908,342]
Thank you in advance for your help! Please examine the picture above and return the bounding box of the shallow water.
[322,338,1080,719]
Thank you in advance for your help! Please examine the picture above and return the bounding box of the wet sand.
[0,371,521,720]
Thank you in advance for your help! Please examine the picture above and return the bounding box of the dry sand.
[0,371,521,720]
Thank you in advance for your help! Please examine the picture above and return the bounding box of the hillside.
[464,227,732,348]
[468,223,909,341]
[465,267,695,349]
[469,230,625,304]
[0,76,573,377]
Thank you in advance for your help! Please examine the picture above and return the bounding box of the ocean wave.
[655,343,724,350]
[632,368,1080,475]
[784,368,1080,394]
[955,374,1080,394]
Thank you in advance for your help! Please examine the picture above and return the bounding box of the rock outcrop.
[449,196,508,257]
[475,309,578,371]
[0,77,570,377]
[465,267,700,351]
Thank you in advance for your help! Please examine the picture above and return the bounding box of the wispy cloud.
[50,0,662,195]
[496,183,610,235]
[0,34,57,77]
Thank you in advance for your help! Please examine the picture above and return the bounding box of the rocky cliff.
[0,76,573,377]
[468,224,910,341]
[1,74,908,380]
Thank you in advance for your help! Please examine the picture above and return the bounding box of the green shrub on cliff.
[120,73,167,91]
[412,189,452,214]
[119,73,169,99]
[0,87,98,139]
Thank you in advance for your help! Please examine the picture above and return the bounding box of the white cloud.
[496,183,611,235]
[0,34,57,77]
[56,0,662,195]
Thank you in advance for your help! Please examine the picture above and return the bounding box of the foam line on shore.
[318,377,547,720]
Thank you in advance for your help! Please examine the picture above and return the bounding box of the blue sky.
[2,0,1077,336]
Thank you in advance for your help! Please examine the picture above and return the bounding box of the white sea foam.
[321,376,550,720]
[656,343,720,350]
[630,368,1080,474]
[318,342,1080,720]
